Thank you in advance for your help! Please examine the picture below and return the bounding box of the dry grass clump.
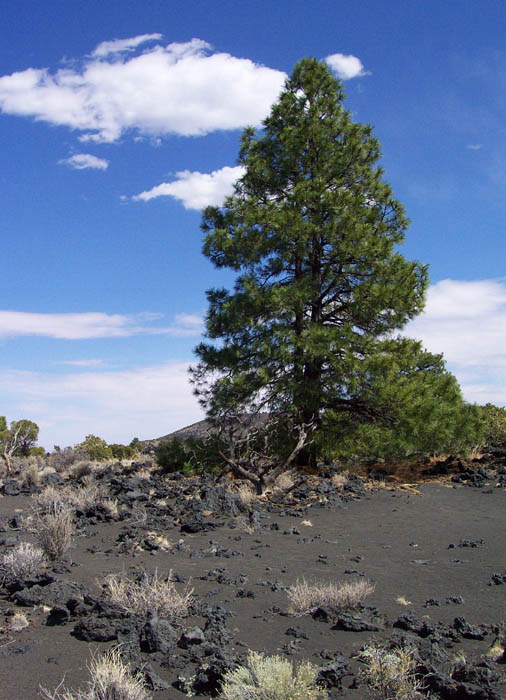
[41,646,151,700]
[1,541,47,580]
[20,462,42,489]
[102,570,193,621]
[360,644,426,700]
[35,506,75,561]
[34,482,104,514]
[288,578,374,614]
[9,612,29,631]
[396,596,412,607]
[486,640,505,661]
[220,649,328,700]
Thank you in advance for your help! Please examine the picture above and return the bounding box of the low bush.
[220,650,328,700]
[41,646,151,700]
[155,435,222,475]
[35,506,74,561]
[102,570,192,621]
[1,541,47,580]
[287,578,374,614]
[360,644,426,699]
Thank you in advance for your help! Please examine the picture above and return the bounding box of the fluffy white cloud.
[133,165,245,209]
[91,33,163,58]
[404,279,506,406]
[0,361,203,448]
[0,310,203,340]
[325,53,369,80]
[58,153,109,170]
[0,37,286,142]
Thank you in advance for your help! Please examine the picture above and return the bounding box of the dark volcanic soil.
[0,460,505,700]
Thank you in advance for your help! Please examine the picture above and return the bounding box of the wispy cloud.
[0,361,203,448]
[466,143,483,150]
[0,310,203,340]
[0,37,286,142]
[325,53,370,80]
[58,359,105,367]
[167,313,204,337]
[133,166,245,209]
[59,153,109,170]
[91,33,163,58]
[405,278,506,406]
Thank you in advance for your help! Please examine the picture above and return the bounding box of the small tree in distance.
[191,57,482,468]
[0,417,40,472]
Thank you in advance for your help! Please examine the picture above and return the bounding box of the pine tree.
[192,58,481,467]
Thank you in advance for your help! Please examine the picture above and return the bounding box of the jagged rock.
[454,616,488,640]
[178,626,205,649]
[140,617,177,654]
[72,616,118,642]
[316,654,349,688]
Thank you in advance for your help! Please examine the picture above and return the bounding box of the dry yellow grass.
[102,570,192,621]
[288,578,375,614]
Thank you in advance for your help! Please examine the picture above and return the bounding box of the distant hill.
[143,414,270,450]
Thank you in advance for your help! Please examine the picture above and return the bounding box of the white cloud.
[466,143,483,150]
[168,313,205,336]
[0,361,204,448]
[325,53,370,80]
[0,310,203,340]
[404,278,506,406]
[0,38,286,142]
[91,33,163,58]
[133,165,245,209]
[59,153,109,170]
[59,359,104,367]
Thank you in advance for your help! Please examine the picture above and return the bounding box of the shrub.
[51,446,87,473]
[109,443,136,460]
[40,646,151,700]
[287,578,374,614]
[102,570,192,621]
[360,644,425,699]
[480,403,506,448]
[1,541,47,580]
[220,650,328,700]
[155,435,222,475]
[35,506,74,561]
[75,435,112,461]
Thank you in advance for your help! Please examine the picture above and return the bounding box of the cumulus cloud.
[0,361,203,448]
[58,153,109,170]
[133,165,245,209]
[0,310,203,340]
[404,278,506,406]
[325,53,370,80]
[0,37,286,142]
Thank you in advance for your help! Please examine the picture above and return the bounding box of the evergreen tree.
[192,58,480,465]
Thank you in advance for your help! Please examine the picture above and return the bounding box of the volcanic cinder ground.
[0,457,505,700]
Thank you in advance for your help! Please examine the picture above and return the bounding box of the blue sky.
[1,0,505,448]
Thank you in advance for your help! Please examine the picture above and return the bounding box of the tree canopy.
[192,58,482,466]
[0,417,40,472]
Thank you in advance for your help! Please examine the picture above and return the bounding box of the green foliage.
[321,338,483,460]
[479,403,506,448]
[192,57,480,464]
[109,443,136,460]
[155,436,222,476]
[75,434,112,461]
[1,417,40,471]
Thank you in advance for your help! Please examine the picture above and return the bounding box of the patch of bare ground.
[0,454,504,700]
